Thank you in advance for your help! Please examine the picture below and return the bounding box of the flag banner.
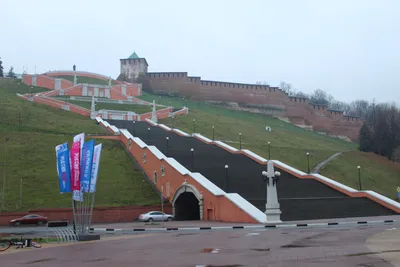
[57,148,71,193]
[80,140,95,192]
[90,143,102,193]
[55,142,68,176]
[72,190,83,202]
[70,141,81,191]
[73,133,85,160]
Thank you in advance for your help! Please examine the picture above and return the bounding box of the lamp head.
[357,166,361,169]
[274,171,281,177]
[190,148,194,152]
[225,165,228,169]
[306,152,310,156]
[262,171,268,176]
[166,137,169,140]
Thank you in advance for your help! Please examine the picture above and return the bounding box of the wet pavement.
[1,223,398,266]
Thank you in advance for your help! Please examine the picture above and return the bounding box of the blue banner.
[55,142,68,176]
[57,147,71,193]
[80,140,95,193]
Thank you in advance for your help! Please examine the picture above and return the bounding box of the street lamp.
[224,165,229,191]
[212,126,215,141]
[357,166,362,190]
[306,152,310,173]
[147,127,151,143]
[268,142,271,160]
[239,133,242,149]
[190,148,194,170]
[1,137,9,211]
[193,119,196,133]
[132,121,136,136]
[166,137,169,156]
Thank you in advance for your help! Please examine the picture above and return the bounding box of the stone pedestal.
[264,161,282,223]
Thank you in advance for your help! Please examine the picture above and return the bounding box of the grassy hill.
[139,92,400,200]
[53,97,160,114]
[0,78,159,211]
[52,75,117,86]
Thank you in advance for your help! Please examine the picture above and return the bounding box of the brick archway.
[172,181,203,220]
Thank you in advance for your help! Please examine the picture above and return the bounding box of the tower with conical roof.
[119,51,148,82]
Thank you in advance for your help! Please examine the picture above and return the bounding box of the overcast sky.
[2,0,399,104]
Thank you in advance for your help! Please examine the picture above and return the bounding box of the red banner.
[70,141,81,191]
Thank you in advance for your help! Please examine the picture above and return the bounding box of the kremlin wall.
[119,52,362,141]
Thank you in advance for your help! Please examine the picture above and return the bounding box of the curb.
[90,219,396,233]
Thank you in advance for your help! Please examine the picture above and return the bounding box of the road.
[1,223,400,266]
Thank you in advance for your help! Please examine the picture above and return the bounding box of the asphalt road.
[1,223,398,266]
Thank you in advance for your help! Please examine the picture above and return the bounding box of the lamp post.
[190,148,194,170]
[224,165,229,192]
[357,166,361,190]
[132,121,136,136]
[212,126,215,141]
[239,133,242,149]
[147,127,151,143]
[306,152,310,173]
[166,137,169,156]
[19,177,22,207]
[193,119,196,133]
[268,142,271,160]
[161,185,164,228]
[1,137,9,211]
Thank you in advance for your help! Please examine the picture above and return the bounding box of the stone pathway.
[311,152,343,173]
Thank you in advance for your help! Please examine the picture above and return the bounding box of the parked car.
[138,211,173,222]
[9,214,48,226]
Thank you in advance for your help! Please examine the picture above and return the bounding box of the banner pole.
[72,198,77,233]
[88,192,96,229]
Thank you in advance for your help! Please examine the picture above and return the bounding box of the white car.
[138,211,173,222]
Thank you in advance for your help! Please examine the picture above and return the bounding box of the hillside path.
[311,152,343,173]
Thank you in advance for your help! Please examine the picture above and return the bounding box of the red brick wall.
[0,205,172,225]
[145,74,362,140]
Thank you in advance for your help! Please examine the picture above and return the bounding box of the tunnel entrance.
[174,192,200,221]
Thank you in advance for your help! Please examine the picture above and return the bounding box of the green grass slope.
[54,98,159,114]
[139,92,400,199]
[0,78,159,211]
[53,75,117,86]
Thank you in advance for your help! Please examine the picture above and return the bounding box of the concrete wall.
[0,205,171,226]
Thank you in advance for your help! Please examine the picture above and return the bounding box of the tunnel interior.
[174,192,200,221]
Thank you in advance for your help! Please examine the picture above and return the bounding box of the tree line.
[0,57,16,78]
[279,81,400,161]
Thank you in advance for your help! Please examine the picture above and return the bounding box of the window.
[142,152,147,163]
[153,171,157,183]
[161,165,165,176]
